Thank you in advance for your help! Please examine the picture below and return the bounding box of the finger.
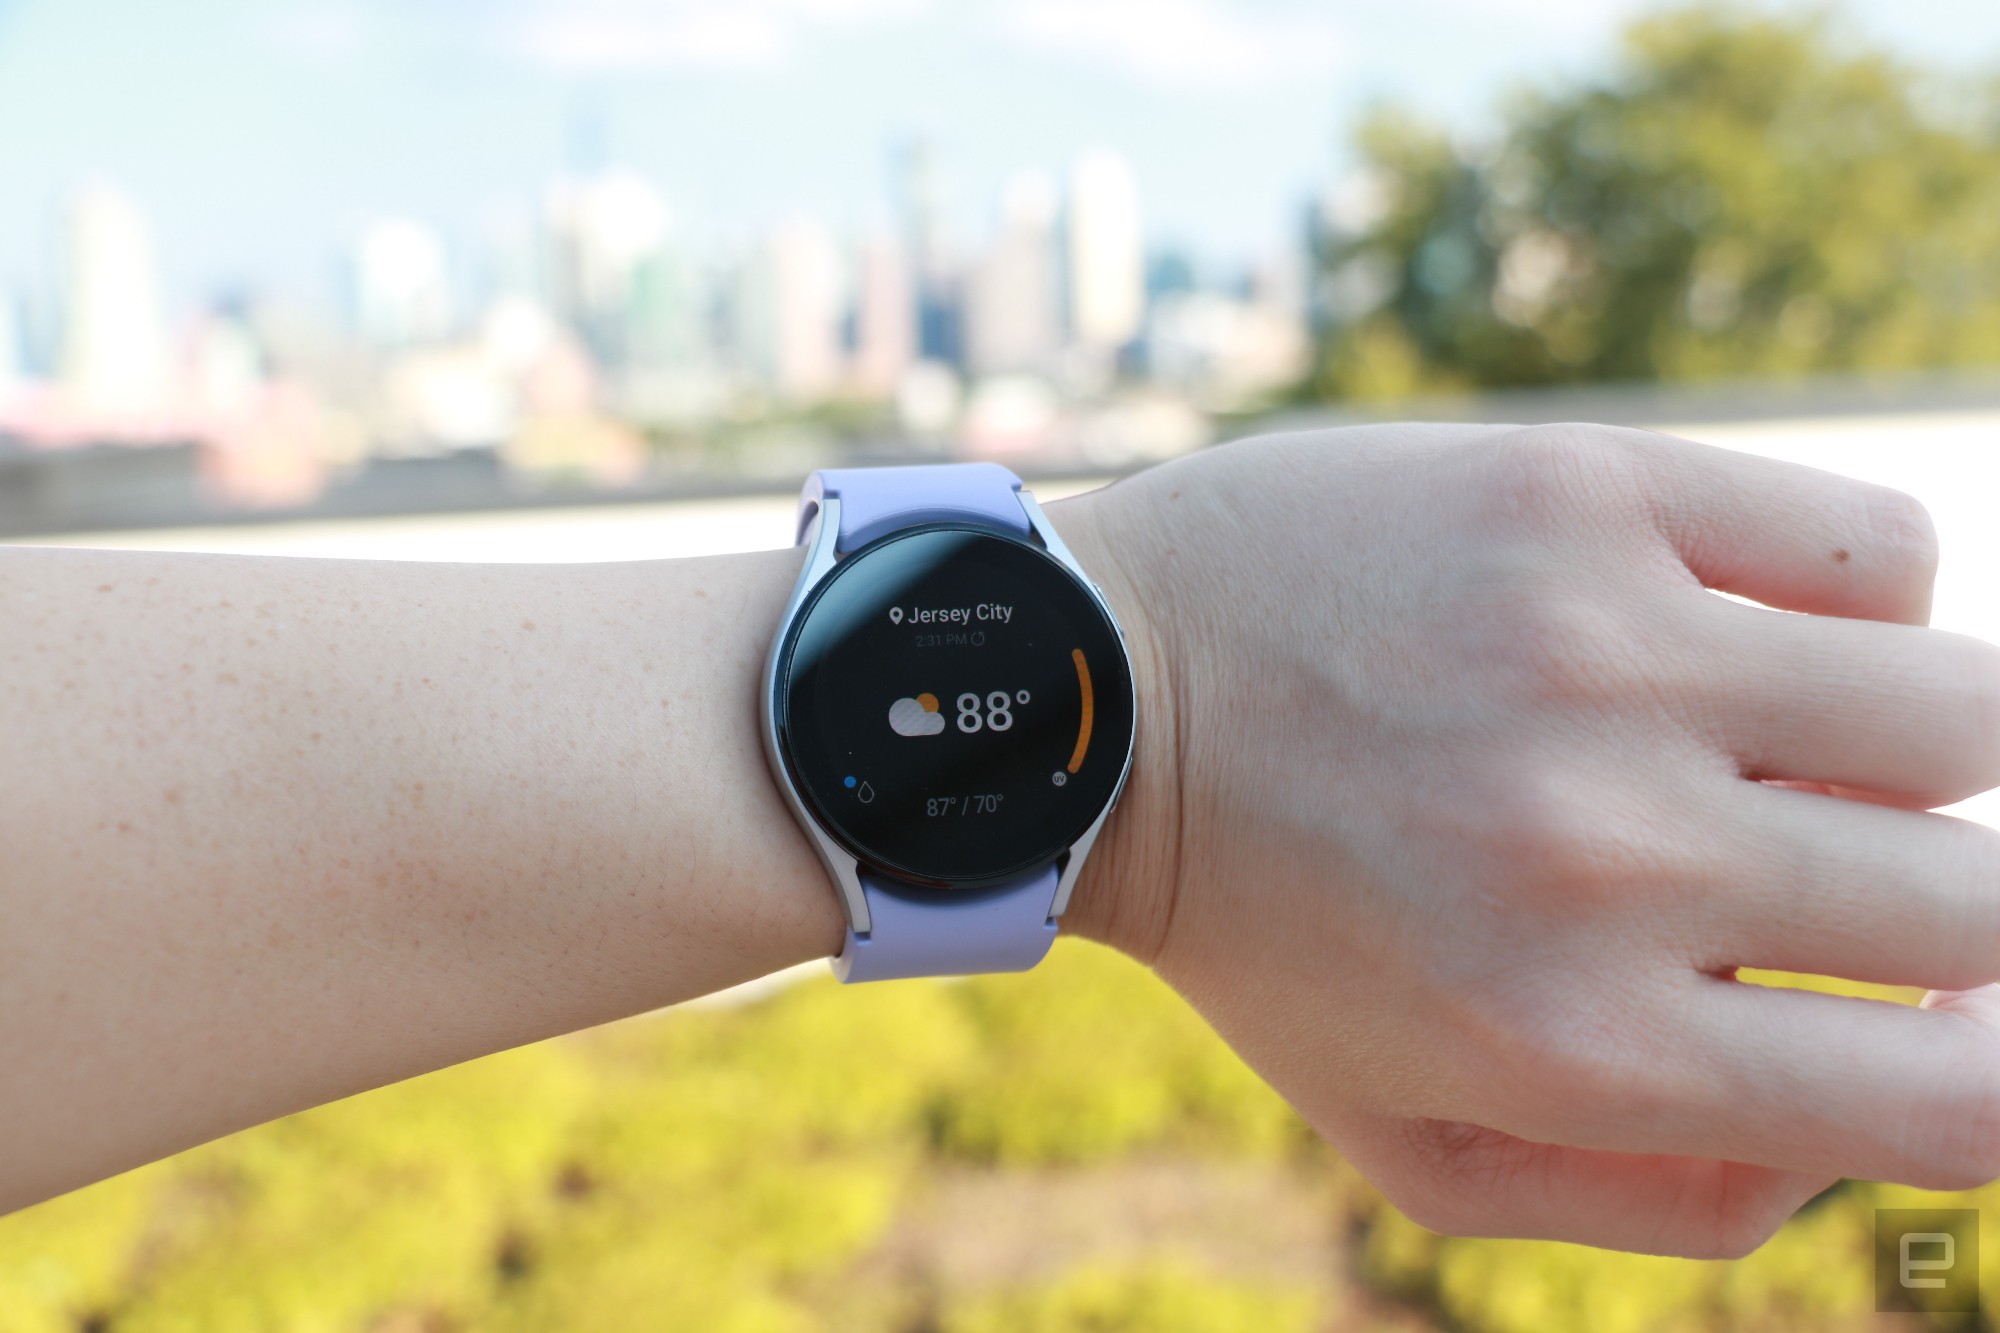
[1698,784,2000,991]
[1624,429,1939,624]
[1516,979,2000,1190]
[1687,599,2000,800]
[1334,1109,1832,1259]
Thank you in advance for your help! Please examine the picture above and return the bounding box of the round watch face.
[774,523,1135,888]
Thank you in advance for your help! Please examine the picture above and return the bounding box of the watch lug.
[1017,488,1135,922]
[762,496,872,935]
[1015,490,1082,573]
[801,822,869,936]
[1049,764,1119,919]
[793,495,842,591]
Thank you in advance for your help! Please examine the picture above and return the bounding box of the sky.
[2,0,1999,325]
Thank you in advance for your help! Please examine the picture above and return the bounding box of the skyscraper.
[350,218,451,348]
[188,310,263,414]
[626,244,710,376]
[623,241,724,422]
[544,169,670,370]
[851,230,915,396]
[738,218,843,402]
[1063,150,1145,355]
[0,295,23,394]
[59,183,171,413]
[965,171,1061,378]
[896,138,962,368]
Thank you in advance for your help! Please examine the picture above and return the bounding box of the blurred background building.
[0,0,1991,532]
[60,184,172,417]
[0,126,1276,530]
[9,0,1984,538]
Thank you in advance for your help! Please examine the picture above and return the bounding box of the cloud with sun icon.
[887,693,946,737]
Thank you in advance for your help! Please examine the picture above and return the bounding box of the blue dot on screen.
[844,776,857,789]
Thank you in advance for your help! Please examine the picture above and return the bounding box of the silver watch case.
[759,488,1135,937]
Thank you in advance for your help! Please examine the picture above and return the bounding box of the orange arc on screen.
[916,692,939,712]
[1067,649,1093,774]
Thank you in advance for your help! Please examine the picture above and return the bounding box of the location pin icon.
[889,607,903,624]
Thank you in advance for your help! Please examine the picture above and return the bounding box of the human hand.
[1056,422,2000,1257]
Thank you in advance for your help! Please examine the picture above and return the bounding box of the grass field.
[1,941,1988,1333]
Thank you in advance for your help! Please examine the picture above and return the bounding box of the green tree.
[1318,6,2000,399]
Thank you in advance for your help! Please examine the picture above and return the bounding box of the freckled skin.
[0,539,848,1212]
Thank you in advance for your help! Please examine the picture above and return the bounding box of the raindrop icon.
[888,607,903,624]
[856,781,876,803]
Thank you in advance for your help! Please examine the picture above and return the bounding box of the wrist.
[453,549,847,1013]
[1044,482,1185,966]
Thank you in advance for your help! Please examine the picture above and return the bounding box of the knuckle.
[1479,423,1642,528]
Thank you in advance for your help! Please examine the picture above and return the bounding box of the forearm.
[0,538,849,1209]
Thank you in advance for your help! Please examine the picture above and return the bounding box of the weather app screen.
[776,525,1132,888]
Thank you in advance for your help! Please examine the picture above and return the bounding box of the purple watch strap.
[799,462,1029,551]
[832,866,1061,983]
[799,461,1058,983]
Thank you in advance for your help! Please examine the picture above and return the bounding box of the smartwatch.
[761,462,1137,983]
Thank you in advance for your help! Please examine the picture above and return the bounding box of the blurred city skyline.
[3,0,1998,532]
[3,0,1997,318]
[0,125,1311,527]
